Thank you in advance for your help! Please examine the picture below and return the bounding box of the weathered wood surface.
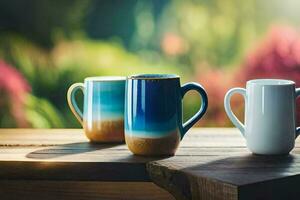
[147,130,300,200]
[0,128,300,200]
[0,181,174,200]
[0,129,154,182]
[0,129,174,200]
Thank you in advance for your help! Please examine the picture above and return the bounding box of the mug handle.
[67,83,84,125]
[181,82,208,138]
[295,88,300,138]
[224,88,246,137]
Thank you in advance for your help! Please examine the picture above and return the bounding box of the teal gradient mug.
[125,74,208,156]
[67,77,126,143]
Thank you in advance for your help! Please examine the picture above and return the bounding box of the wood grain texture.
[1,128,300,200]
[0,181,175,200]
[146,129,300,200]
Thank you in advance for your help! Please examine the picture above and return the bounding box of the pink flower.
[195,68,238,126]
[240,25,300,82]
[0,60,31,127]
[239,25,300,124]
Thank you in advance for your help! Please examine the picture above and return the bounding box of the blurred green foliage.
[0,34,184,127]
[25,94,64,128]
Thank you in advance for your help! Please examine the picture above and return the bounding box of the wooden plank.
[3,128,300,147]
[1,128,300,200]
[0,161,150,181]
[0,129,160,182]
[0,181,175,200]
[147,160,238,200]
[0,128,246,147]
[238,175,300,200]
[0,129,88,145]
[147,152,300,200]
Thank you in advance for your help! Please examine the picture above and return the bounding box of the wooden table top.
[0,128,300,200]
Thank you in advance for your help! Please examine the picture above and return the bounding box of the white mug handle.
[224,88,246,137]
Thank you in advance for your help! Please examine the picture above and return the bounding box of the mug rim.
[247,79,295,86]
[84,76,126,82]
[128,74,179,80]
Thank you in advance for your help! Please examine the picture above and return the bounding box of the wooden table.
[0,128,300,200]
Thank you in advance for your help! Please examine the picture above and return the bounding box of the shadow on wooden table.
[25,142,170,163]
[25,142,121,159]
[150,154,299,200]
[184,154,296,183]
[188,154,299,200]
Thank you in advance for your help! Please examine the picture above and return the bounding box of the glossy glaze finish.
[83,80,125,122]
[224,79,300,155]
[125,74,208,156]
[67,77,125,142]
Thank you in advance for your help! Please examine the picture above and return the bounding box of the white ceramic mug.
[224,79,300,155]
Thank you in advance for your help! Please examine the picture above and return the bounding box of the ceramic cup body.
[224,79,300,155]
[67,77,126,143]
[125,74,208,156]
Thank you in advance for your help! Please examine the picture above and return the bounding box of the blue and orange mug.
[125,74,208,156]
[67,77,126,143]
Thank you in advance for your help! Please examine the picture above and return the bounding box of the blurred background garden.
[1,0,300,128]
